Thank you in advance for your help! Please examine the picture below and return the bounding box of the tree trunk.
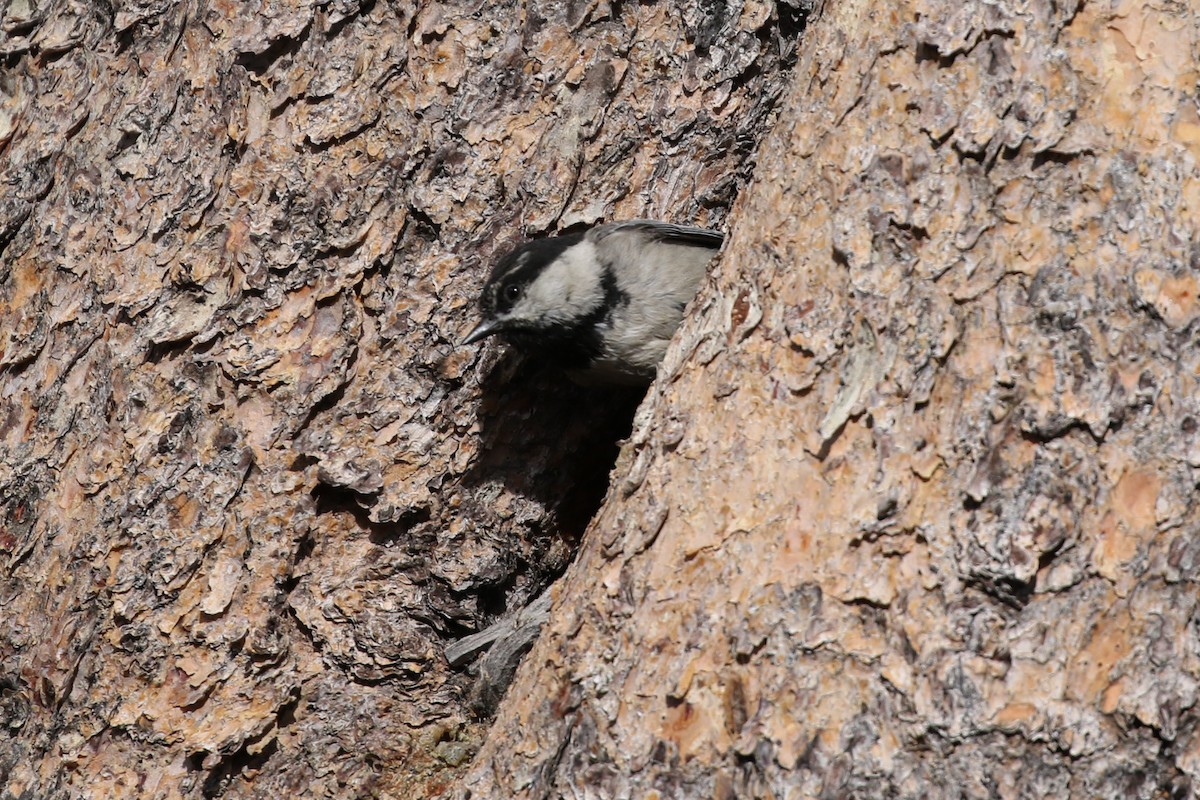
[0,0,799,798]
[457,0,1200,798]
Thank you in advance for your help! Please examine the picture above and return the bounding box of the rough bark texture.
[0,1,800,798]
[458,0,1200,798]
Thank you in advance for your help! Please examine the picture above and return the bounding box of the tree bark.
[0,0,799,798]
[457,0,1200,797]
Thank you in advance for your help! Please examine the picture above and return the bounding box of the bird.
[462,220,724,385]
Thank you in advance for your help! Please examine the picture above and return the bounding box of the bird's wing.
[592,220,724,250]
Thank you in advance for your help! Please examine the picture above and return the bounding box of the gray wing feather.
[591,220,724,250]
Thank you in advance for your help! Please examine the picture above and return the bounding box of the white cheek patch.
[508,241,604,327]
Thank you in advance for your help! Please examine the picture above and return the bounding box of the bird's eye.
[504,285,521,301]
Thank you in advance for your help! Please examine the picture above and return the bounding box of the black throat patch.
[480,234,629,370]
[548,264,625,367]
[498,268,623,369]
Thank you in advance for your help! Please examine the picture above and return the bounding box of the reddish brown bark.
[458,0,1200,797]
[0,0,798,797]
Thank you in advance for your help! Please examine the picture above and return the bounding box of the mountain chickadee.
[462,220,723,384]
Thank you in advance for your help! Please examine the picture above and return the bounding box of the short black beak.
[462,318,502,346]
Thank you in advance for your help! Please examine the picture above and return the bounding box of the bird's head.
[462,232,606,351]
